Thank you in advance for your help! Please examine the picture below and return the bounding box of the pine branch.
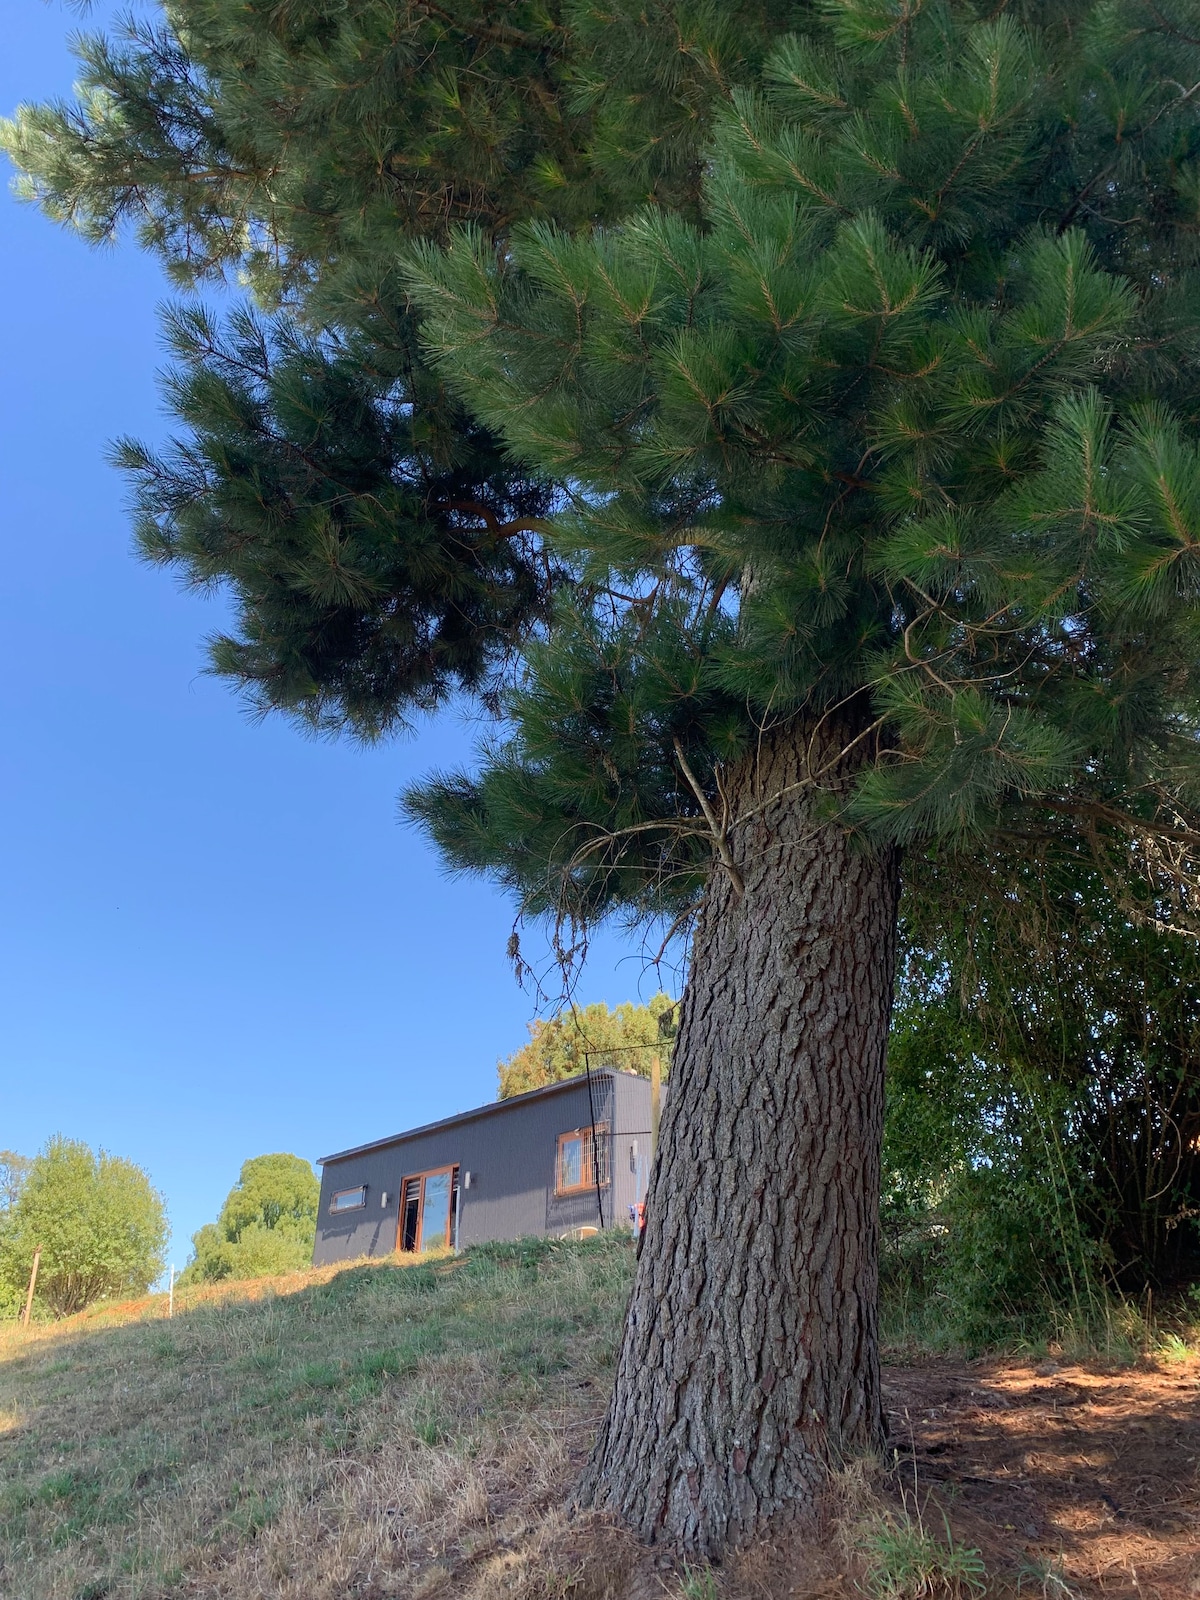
[673,738,745,898]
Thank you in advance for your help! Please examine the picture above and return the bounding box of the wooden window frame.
[395,1163,459,1254]
[329,1185,367,1214]
[555,1124,610,1197]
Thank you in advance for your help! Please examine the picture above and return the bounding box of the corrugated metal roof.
[316,1067,638,1165]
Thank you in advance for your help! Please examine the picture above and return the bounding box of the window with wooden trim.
[330,1185,367,1213]
[556,1125,609,1195]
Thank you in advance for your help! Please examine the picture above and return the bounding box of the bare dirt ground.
[878,1356,1200,1600]
[513,1355,1200,1600]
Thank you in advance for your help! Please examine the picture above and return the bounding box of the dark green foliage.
[3,0,771,300]
[180,1153,319,1285]
[882,855,1200,1347]
[118,303,553,734]
[3,0,594,302]
[2,0,793,737]
[404,594,742,925]
[0,1139,168,1319]
[883,1008,1108,1349]
[19,4,1200,939]
[570,0,803,212]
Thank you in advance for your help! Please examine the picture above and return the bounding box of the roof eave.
[316,1066,634,1165]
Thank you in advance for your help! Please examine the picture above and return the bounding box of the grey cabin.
[313,1068,654,1265]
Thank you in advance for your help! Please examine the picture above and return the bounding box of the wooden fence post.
[21,1246,41,1329]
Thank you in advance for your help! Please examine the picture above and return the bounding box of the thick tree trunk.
[577,715,900,1553]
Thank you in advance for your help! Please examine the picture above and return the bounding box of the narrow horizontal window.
[556,1126,609,1195]
[330,1185,367,1213]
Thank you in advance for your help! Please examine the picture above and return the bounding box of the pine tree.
[397,0,1200,1549]
[11,0,1200,1556]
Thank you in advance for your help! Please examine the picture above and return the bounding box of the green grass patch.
[0,1235,632,1600]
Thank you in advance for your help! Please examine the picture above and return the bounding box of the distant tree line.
[0,1141,321,1319]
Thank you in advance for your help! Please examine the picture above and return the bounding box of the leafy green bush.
[882,859,1200,1349]
[0,1138,167,1318]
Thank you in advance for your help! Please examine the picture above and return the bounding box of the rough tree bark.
[576,714,900,1553]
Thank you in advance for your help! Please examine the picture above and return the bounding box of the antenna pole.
[650,1053,661,1155]
[583,1054,605,1230]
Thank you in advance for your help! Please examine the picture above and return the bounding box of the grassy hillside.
[4,1238,1198,1600]
[0,1237,634,1600]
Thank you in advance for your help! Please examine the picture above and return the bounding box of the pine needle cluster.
[2,0,786,735]
[401,1,1200,930]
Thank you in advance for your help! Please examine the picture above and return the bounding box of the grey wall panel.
[312,1071,649,1266]
[313,1144,407,1265]
[609,1073,654,1233]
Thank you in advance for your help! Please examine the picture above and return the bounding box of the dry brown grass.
[2,1241,1196,1600]
[0,1236,633,1600]
[0,1252,430,1350]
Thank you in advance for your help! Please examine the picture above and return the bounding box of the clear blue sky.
[1,0,670,1269]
